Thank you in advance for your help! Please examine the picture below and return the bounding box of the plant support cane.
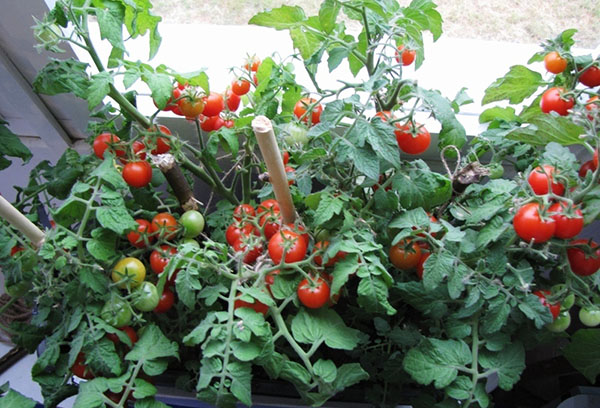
[252,116,296,224]
[0,195,45,248]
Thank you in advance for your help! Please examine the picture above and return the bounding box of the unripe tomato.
[544,51,567,74]
[132,281,160,312]
[112,257,146,289]
[180,210,205,238]
[546,310,571,333]
[101,298,132,328]
[579,307,600,327]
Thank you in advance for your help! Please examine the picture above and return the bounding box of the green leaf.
[319,0,341,33]
[479,106,518,124]
[134,398,170,408]
[506,115,585,146]
[422,251,455,291]
[96,206,138,235]
[519,293,553,328]
[396,281,450,319]
[87,71,113,109]
[228,361,253,407]
[482,65,545,105]
[73,378,110,408]
[445,376,472,400]
[248,6,307,29]
[0,122,32,169]
[0,388,37,408]
[357,118,401,168]
[183,313,217,346]
[313,193,344,224]
[419,88,467,150]
[402,338,472,388]
[350,145,379,180]
[333,363,369,390]
[280,360,312,386]
[392,162,452,210]
[33,58,90,98]
[234,308,271,338]
[142,72,173,109]
[80,267,110,294]
[126,324,179,362]
[291,308,362,350]
[86,228,117,262]
[96,4,125,51]
[231,340,262,362]
[564,329,600,383]
[479,342,525,391]
[481,294,511,334]
[357,274,396,315]
[290,26,324,60]
[314,359,337,383]
[87,339,123,376]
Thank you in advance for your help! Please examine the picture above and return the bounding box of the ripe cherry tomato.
[150,212,178,240]
[177,87,205,118]
[112,257,146,289]
[10,246,24,257]
[282,151,290,165]
[533,290,560,320]
[416,252,429,280]
[154,287,175,314]
[200,115,225,132]
[147,125,171,154]
[579,65,600,87]
[579,159,597,178]
[268,230,307,264]
[169,84,185,116]
[131,140,147,161]
[231,78,251,96]
[293,98,323,125]
[259,210,282,240]
[93,133,124,159]
[389,240,422,270]
[257,199,280,215]
[244,56,261,72]
[122,161,153,188]
[286,223,309,248]
[527,165,564,196]
[395,45,416,66]
[106,326,138,347]
[226,222,259,246]
[180,210,205,238]
[513,203,555,243]
[232,238,263,264]
[234,294,269,315]
[549,202,583,239]
[132,281,160,311]
[395,122,430,155]
[540,87,574,116]
[579,307,600,327]
[202,92,225,117]
[233,204,255,221]
[297,277,330,309]
[225,89,240,112]
[314,241,347,267]
[150,245,177,275]
[567,239,600,276]
[127,219,154,248]
[71,352,94,379]
[544,51,567,74]
[101,298,132,328]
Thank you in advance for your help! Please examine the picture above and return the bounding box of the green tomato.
[283,123,309,145]
[132,281,159,312]
[546,310,571,333]
[182,238,200,248]
[487,163,504,179]
[101,298,132,328]
[562,293,575,310]
[180,210,205,238]
[579,307,600,327]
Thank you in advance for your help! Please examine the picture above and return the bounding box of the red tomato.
[177,89,205,118]
[513,203,556,243]
[225,89,240,112]
[540,87,574,116]
[234,295,269,315]
[231,79,251,96]
[122,161,153,188]
[297,277,330,309]
[389,240,422,270]
[268,230,307,264]
[544,51,567,74]
[285,166,295,186]
[244,56,261,72]
[314,241,347,267]
[224,120,234,128]
[200,115,225,132]
[147,125,171,154]
[285,223,309,248]
[416,252,429,280]
[549,202,583,239]
[127,219,154,248]
[259,210,282,240]
[226,222,259,246]
[527,165,564,196]
[567,239,600,276]
[233,204,255,221]
[150,244,177,275]
[10,246,24,256]
[202,92,225,117]
[150,212,178,240]
[71,352,94,379]
[282,151,290,165]
[395,122,431,155]
[293,98,323,125]
[131,140,147,160]
[533,290,560,320]
[257,199,280,215]
[395,45,416,66]
[579,66,600,87]
[154,287,175,314]
[232,238,263,264]
[170,85,185,116]
[579,159,597,178]
[93,133,124,159]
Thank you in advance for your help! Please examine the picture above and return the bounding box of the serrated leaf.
[479,342,525,391]
[249,6,306,29]
[96,206,138,235]
[319,0,340,33]
[229,361,253,407]
[358,118,401,168]
[419,88,467,149]
[86,228,117,262]
[126,324,179,362]
[80,267,109,293]
[314,193,344,224]
[142,72,173,109]
[482,65,545,105]
[357,274,396,315]
[291,308,361,350]
[564,329,600,383]
[479,106,518,124]
[314,359,337,383]
[506,115,585,146]
[87,72,112,109]
[0,388,37,408]
[481,295,511,334]
[422,251,455,291]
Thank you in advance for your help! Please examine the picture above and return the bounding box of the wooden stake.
[252,116,296,224]
[0,195,45,248]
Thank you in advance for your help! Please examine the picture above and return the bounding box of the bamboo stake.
[0,195,45,248]
[252,116,296,224]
